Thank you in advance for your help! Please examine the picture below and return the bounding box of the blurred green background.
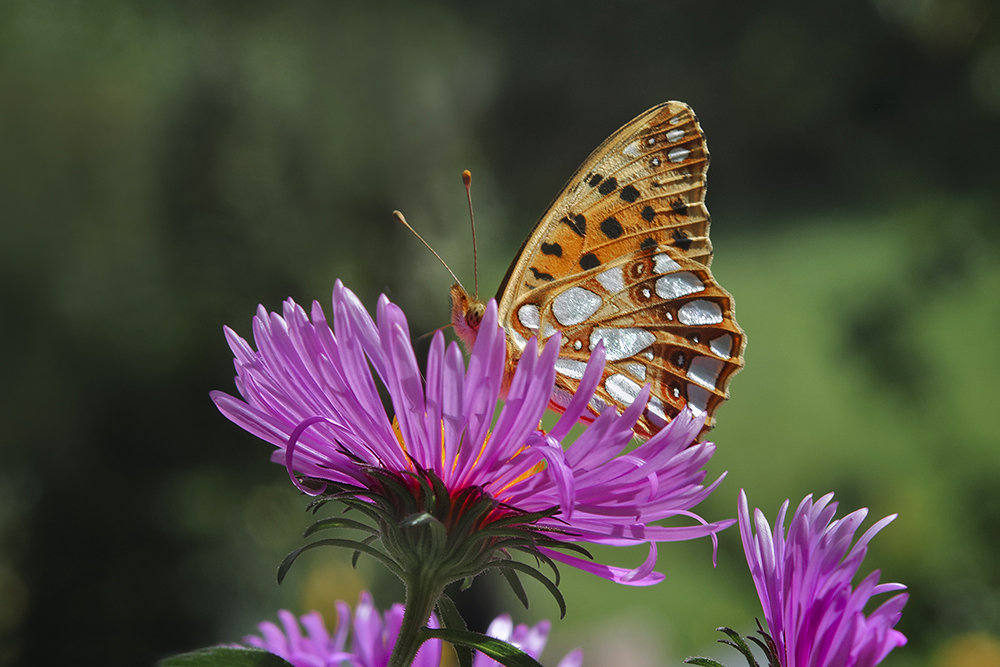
[2,1,999,665]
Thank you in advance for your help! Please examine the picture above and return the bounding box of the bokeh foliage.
[1,1,998,666]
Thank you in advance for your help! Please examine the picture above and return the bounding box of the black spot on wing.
[620,185,640,203]
[541,242,563,257]
[561,214,586,237]
[640,237,657,251]
[530,267,555,281]
[672,229,692,251]
[579,253,601,270]
[671,200,688,216]
[598,176,618,196]
[588,173,603,187]
[641,206,656,222]
[599,217,623,239]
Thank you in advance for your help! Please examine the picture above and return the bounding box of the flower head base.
[738,490,908,667]
[212,280,731,595]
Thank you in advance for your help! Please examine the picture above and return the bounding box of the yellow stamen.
[497,460,547,496]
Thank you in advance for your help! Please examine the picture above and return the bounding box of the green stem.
[385,570,447,667]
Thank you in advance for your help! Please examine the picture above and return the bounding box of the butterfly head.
[450,284,485,352]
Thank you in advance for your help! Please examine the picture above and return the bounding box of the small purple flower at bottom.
[241,592,583,667]
[242,592,440,667]
[475,614,583,667]
[738,490,908,667]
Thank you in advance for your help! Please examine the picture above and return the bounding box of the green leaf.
[158,647,294,667]
[421,628,545,667]
[684,658,728,667]
[435,594,473,667]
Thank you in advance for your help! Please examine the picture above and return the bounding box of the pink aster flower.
[738,490,908,667]
[211,280,730,586]
[475,614,583,667]
[212,280,730,667]
[242,593,582,667]
[242,592,442,667]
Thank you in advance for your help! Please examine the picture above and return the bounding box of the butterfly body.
[451,101,745,438]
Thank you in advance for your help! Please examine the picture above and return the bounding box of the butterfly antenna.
[462,170,479,299]
[392,210,465,290]
[414,325,449,343]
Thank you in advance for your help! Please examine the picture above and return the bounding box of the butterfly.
[450,101,745,438]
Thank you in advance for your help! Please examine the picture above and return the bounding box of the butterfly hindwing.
[495,101,744,436]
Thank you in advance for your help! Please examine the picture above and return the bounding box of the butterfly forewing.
[495,102,744,436]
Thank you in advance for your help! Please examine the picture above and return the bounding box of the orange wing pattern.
[495,102,744,437]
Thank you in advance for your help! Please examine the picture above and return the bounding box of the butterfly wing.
[496,101,745,436]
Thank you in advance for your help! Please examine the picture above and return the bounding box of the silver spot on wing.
[554,357,587,380]
[590,327,656,361]
[655,272,705,300]
[678,300,723,325]
[624,362,646,381]
[647,396,668,428]
[518,304,540,330]
[552,287,602,326]
[687,356,724,390]
[710,334,733,359]
[668,147,690,162]
[596,266,625,294]
[686,384,710,415]
[605,373,643,406]
[509,329,527,351]
[653,253,681,274]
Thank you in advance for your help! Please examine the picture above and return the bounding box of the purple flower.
[211,280,730,586]
[474,614,583,667]
[738,490,908,667]
[242,591,442,667]
[242,593,582,667]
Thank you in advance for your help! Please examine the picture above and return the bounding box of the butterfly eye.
[465,303,486,329]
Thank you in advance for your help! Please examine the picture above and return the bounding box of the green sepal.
[746,637,774,667]
[482,506,559,530]
[157,647,294,667]
[715,627,760,667]
[353,534,377,568]
[435,594,473,667]
[303,516,378,538]
[749,619,780,667]
[499,567,529,610]
[306,489,362,513]
[277,537,403,583]
[419,628,545,667]
[684,658,728,667]
[537,539,594,562]
[401,512,436,527]
[489,560,565,619]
